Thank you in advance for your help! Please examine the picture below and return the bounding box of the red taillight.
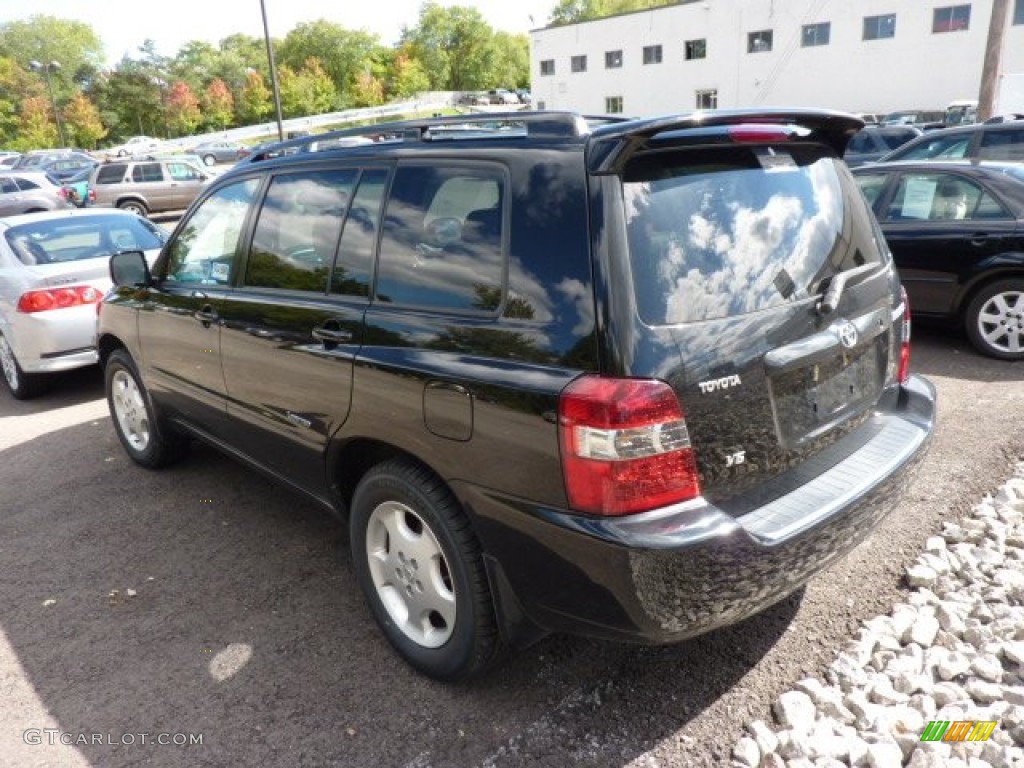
[17,286,102,313]
[88,189,96,203]
[727,124,792,144]
[898,286,912,384]
[57,187,69,199]
[558,376,701,516]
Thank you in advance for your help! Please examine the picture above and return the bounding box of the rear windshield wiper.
[817,263,880,316]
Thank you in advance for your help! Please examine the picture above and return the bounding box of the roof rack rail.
[241,111,603,164]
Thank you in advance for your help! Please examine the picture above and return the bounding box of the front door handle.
[970,233,989,246]
[312,327,353,344]
[195,305,218,327]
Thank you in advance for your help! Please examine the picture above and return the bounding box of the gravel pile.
[731,461,1024,768]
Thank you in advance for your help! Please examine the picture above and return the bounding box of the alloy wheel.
[975,289,1024,355]
[110,368,151,452]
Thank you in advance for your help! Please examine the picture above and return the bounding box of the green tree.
[0,15,104,92]
[102,63,162,139]
[202,78,234,129]
[489,32,529,89]
[352,70,384,108]
[166,80,201,136]
[237,69,272,124]
[62,92,107,148]
[400,4,496,91]
[550,0,677,25]
[388,50,431,99]
[279,20,382,106]
[0,56,33,147]
[11,96,57,150]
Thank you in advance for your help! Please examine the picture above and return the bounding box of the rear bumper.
[463,375,935,645]
[7,306,99,374]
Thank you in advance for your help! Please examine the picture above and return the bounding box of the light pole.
[29,59,66,147]
[259,0,285,141]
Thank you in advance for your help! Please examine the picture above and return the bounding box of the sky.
[0,0,558,65]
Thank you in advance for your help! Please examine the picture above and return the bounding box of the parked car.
[0,209,167,398]
[843,125,922,167]
[34,152,98,181]
[102,136,163,158]
[97,109,934,680]
[878,118,1024,164]
[852,160,1024,360]
[187,140,251,166]
[487,88,520,105]
[0,152,21,168]
[880,109,946,130]
[89,157,212,217]
[0,171,73,216]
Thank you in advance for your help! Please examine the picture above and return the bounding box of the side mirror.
[110,250,151,287]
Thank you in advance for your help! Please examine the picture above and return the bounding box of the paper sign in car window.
[900,176,937,219]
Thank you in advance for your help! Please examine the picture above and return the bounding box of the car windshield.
[623,143,882,324]
[5,214,167,266]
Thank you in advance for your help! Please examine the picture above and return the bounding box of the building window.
[801,22,831,47]
[606,96,623,114]
[933,5,971,33]
[540,59,555,76]
[747,30,773,53]
[605,50,623,69]
[696,89,718,109]
[863,14,896,40]
[642,45,663,65]
[571,55,587,73]
[685,39,707,60]
[1015,0,1024,24]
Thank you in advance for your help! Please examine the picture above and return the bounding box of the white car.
[103,135,163,158]
[0,209,167,398]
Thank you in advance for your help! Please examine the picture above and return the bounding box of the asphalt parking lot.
[1,324,1022,768]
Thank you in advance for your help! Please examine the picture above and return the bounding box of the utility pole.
[977,0,1010,121]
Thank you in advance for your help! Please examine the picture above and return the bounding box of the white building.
[529,0,1024,117]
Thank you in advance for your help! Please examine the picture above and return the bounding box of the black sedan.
[852,160,1024,360]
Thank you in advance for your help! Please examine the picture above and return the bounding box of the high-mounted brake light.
[727,124,792,144]
[17,286,101,313]
[558,376,701,516]
[898,286,912,384]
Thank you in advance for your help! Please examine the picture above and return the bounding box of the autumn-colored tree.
[62,92,107,148]
[202,78,234,129]
[11,96,57,151]
[388,51,431,99]
[165,80,202,137]
[304,58,336,114]
[237,69,272,124]
[352,70,384,108]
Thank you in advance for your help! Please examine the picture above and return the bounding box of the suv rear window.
[624,144,880,324]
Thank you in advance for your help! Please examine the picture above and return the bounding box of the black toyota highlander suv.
[97,110,936,681]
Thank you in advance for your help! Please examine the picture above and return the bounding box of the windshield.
[5,214,167,266]
[623,144,883,325]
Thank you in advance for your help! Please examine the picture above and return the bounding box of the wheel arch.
[956,268,1024,322]
[116,196,149,212]
[97,332,128,369]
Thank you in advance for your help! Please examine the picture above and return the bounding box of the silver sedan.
[0,209,167,398]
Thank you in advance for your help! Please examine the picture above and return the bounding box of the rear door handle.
[312,327,352,344]
[970,233,989,246]
[194,305,218,327]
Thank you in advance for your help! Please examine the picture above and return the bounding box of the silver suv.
[89,158,211,217]
[0,171,73,216]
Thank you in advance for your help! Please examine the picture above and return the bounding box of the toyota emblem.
[837,322,858,349]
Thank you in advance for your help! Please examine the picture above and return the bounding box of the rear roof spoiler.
[586,108,864,175]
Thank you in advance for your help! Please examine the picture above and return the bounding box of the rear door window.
[978,127,1024,162]
[624,144,880,324]
[376,163,505,312]
[132,163,164,183]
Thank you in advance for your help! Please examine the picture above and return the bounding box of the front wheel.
[350,459,502,681]
[105,349,187,467]
[965,279,1024,360]
[202,154,216,166]
[0,332,45,399]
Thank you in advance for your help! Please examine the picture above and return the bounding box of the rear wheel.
[350,459,502,681]
[105,349,187,467]
[202,154,216,166]
[0,332,45,400]
[117,199,148,217]
[965,279,1024,360]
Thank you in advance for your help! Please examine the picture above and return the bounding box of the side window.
[0,178,17,194]
[132,163,164,183]
[167,162,204,181]
[332,168,389,298]
[897,136,968,160]
[978,129,1024,162]
[854,173,889,209]
[95,165,126,184]
[245,169,357,292]
[164,179,259,284]
[886,173,997,222]
[15,177,40,191]
[376,164,505,312]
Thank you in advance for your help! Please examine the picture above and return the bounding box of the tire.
[117,199,148,217]
[350,458,502,681]
[965,279,1024,360]
[202,154,216,167]
[0,332,45,400]
[104,349,187,468]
